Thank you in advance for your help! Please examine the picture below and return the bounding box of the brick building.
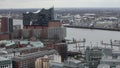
[12,49,58,68]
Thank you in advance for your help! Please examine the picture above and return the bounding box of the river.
[13,19,120,50]
[66,28,120,51]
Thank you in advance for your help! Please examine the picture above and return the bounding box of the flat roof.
[0,40,44,47]
[97,64,110,68]
[49,20,60,22]
[112,50,120,55]
[116,65,120,68]
[6,46,43,53]
[0,57,12,65]
[0,57,9,61]
[101,58,120,63]
[50,62,64,67]
[67,59,81,64]
[12,49,58,61]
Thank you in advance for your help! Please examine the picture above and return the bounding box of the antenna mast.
[8,8,12,18]
[52,0,55,20]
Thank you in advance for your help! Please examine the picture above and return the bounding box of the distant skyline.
[0,0,120,9]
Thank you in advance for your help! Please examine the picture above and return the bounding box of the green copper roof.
[0,57,12,65]
[0,40,44,47]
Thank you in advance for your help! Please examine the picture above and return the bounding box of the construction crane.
[67,38,86,44]
[73,38,86,52]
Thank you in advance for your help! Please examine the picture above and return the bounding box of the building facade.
[54,43,67,62]
[0,16,13,40]
[23,8,54,26]
[0,57,12,68]
[12,49,58,68]
[85,47,102,68]
[98,48,120,68]
[0,17,13,33]
[35,55,61,68]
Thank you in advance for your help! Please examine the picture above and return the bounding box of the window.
[110,66,116,68]
[112,55,117,59]
[110,63,116,68]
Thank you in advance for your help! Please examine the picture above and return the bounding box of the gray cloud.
[0,0,120,8]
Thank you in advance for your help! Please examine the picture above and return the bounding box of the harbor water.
[13,19,120,50]
[66,28,120,51]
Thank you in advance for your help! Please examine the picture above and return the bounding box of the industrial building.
[0,57,12,68]
[97,48,120,68]
[12,49,58,68]
[85,47,102,68]
[50,59,84,68]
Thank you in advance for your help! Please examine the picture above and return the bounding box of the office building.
[0,17,13,33]
[0,16,13,40]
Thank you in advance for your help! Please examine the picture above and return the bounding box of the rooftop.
[101,57,120,63]
[97,64,110,68]
[50,62,64,67]
[112,50,120,55]
[0,40,44,47]
[67,59,81,64]
[0,57,9,61]
[12,49,58,61]
[0,57,12,65]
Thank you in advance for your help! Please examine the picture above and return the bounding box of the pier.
[64,25,120,31]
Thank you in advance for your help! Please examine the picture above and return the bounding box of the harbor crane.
[101,39,120,49]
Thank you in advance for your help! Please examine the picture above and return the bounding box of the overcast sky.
[0,0,120,9]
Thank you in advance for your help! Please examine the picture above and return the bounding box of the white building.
[98,48,120,68]
[0,57,12,68]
